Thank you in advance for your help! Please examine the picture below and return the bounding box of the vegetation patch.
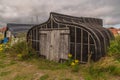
[5,41,36,60]
[0,35,120,80]
[29,58,68,70]
[14,75,28,80]
[0,71,11,77]
[39,74,49,80]
[108,35,120,61]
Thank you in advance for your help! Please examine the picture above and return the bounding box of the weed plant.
[108,35,120,61]
[6,41,36,60]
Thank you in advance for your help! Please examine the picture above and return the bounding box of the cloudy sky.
[0,0,120,28]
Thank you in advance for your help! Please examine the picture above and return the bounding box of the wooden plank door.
[59,30,70,60]
[39,29,69,62]
[39,30,51,58]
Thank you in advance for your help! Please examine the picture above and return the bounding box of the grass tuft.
[0,71,11,77]
[39,74,49,80]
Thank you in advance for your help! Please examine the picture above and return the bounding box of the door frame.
[39,28,70,61]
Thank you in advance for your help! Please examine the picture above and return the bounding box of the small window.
[70,27,75,42]
[47,21,51,28]
[76,44,81,60]
[59,24,66,28]
[82,45,88,62]
[83,31,88,43]
[70,43,75,59]
[76,28,81,43]
[90,36,94,44]
[53,22,58,28]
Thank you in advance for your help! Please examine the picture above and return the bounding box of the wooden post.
[75,27,77,59]
[81,29,83,62]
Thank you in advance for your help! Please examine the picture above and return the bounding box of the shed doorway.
[39,29,70,61]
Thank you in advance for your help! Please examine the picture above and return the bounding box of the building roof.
[108,27,120,35]
[51,12,103,26]
[6,23,36,37]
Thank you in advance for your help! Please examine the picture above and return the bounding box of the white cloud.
[0,0,120,28]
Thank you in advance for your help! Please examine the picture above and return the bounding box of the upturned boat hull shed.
[27,12,114,63]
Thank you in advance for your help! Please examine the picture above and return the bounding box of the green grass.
[0,71,11,77]
[0,53,16,68]
[39,74,49,80]
[14,75,28,80]
[108,35,120,62]
[0,52,120,80]
[13,73,34,80]
[0,36,120,80]
[29,58,68,70]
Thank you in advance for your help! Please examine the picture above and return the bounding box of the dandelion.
[0,44,3,47]
[71,62,75,66]
[17,54,22,58]
[75,60,79,63]
[0,48,3,51]
[68,54,72,58]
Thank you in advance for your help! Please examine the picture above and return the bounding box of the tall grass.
[0,34,120,80]
[83,36,120,80]
[6,41,36,60]
[108,35,120,61]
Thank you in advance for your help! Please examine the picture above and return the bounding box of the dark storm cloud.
[0,0,120,27]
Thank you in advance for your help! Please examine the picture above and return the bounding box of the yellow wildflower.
[0,44,3,47]
[68,54,72,58]
[75,60,79,63]
[71,62,75,66]
[0,48,3,51]
[17,54,22,58]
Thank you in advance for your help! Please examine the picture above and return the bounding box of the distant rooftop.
[6,23,37,37]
